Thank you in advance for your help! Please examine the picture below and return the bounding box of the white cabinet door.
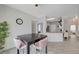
[46,33,63,42]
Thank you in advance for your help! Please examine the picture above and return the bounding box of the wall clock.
[16,18,23,25]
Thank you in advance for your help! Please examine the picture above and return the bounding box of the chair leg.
[23,48,24,54]
[45,46,47,54]
[36,49,39,54]
[17,49,20,54]
[36,49,38,54]
[40,50,42,54]
[36,49,42,54]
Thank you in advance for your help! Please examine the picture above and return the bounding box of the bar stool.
[14,38,27,54]
[33,37,48,54]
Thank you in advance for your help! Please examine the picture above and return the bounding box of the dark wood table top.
[17,33,47,44]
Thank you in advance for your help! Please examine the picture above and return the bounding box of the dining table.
[17,33,47,54]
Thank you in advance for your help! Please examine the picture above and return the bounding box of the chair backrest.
[35,37,48,49]
[13,38,25,49]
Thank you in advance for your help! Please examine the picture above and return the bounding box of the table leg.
[27,43,30,54]
[17,49,19,54]
[45,45,47,54]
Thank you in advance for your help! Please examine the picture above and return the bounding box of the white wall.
[0,5,36,50]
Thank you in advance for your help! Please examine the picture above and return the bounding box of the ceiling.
[5,4,79,19]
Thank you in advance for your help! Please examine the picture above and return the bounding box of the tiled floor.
[1,36,79,54]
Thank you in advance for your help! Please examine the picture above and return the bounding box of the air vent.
[35,4,38,7]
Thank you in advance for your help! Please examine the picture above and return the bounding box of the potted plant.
[0,21,9,49]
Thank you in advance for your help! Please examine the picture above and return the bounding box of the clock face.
[16,18,23,25]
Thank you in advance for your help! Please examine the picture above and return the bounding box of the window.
[70,25,76,33]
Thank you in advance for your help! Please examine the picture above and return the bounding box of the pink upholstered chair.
[33,37,48,54]
[14,38,27,54]
[14,37,48,54]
